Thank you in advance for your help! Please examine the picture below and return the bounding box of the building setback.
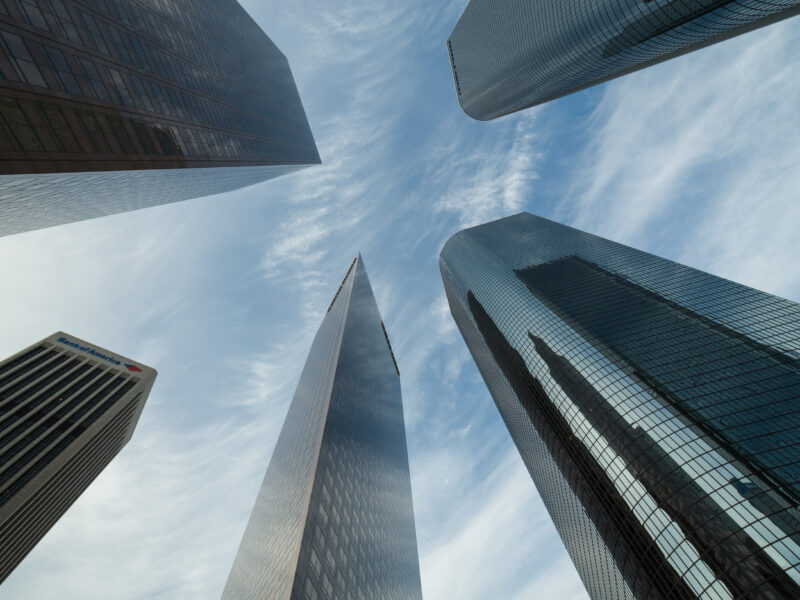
[221,256,422,600]
[0,332,156,583]
[0,0,319,235]
[447,0,800,120]
[440,212,800,599]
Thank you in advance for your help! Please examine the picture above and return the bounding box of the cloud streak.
[558,21,800,300]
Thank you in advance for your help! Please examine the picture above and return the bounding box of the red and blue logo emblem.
[125,364,142,372]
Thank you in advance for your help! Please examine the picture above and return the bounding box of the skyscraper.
[221,256,422,600]
[447,1,800,120]
[440,213,800,599]
[0,0,319,236]
[0,332,156,583]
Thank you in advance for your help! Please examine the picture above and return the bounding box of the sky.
[1,2,800,599]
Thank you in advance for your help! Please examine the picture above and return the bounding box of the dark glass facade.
[0,332,156,583]
[440,212,800,599]
[221,256,422,600]
[0,0,319,234]
[447,0,800,120]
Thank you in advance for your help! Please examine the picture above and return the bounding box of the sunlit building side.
[221,256,422,600]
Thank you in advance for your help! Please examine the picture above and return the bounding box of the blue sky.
[1,2,800,599]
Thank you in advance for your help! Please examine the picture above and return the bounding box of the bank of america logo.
[125,364,142,372]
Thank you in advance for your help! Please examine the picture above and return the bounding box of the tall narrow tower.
[0,332,156,583]
[441,213,800,599]
[447,0,800,120]
[0,0,319,236]
[221,256,422,600]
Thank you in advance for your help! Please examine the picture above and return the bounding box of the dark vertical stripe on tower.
[530,333,800,599]
[467,291,695,600]
[515,256,800,505]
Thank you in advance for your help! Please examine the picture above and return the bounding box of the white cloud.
[418,448,588,600]
[434,111,542,228]
[558,22,800,300]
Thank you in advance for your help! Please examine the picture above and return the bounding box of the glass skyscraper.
[221,256,422,600]
[440,212,800,599]
[0,332,156,583]
[447,0,800,120]
[0,0,319,235]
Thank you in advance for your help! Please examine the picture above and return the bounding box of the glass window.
[18,0,50,31]
[0,98,42,151]
[1,30,46,87]
[46,0,81,43]
[0,104,19,151]
[37,103,81,153]
[128,75,154,112]
[41,45,80,95]
[130,120,158,155]
[107,25,132,64]
[106,67,134,107]
[78,10,109,55]
[152,126,177,156]
[105,116,136,155]
[126,34,149,70]
[76,57,110,102]
[76,110,110,153]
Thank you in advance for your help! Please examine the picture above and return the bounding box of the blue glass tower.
[447,0,800,120]
[0,0,318,235]
[221,256,422,600]
[440,213,800,599]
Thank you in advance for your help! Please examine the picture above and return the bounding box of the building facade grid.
[447,0,800,120]
[0,0,318,236]
[441,213,800,599]
[0,332,156,584]
[222,257,422,600]
[0,0,319,172]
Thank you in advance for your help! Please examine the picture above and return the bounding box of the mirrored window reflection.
[440,213,800,599]
[1,30,46,87]
[41,45,81,95]
[36,103,81,153]
[0,98,43,150]
[448,0,800,119]
[18,0,50,32]
[0,0,318,172]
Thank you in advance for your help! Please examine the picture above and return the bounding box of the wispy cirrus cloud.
[557,21,800,300]
[418,448,586,600]
[434,111,542,228]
